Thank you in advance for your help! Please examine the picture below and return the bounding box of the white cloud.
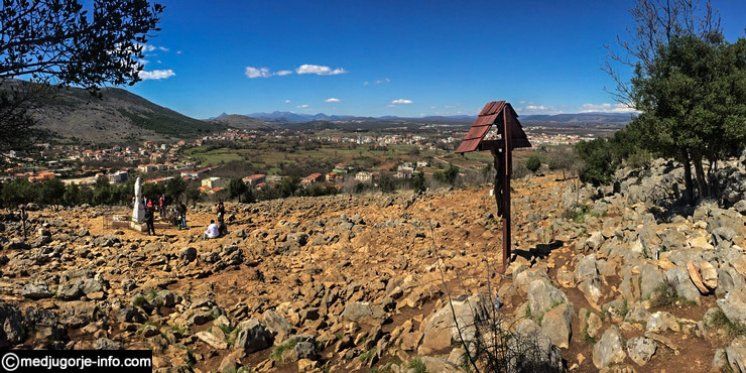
[245,66,272,79]
[284,99,292,104]
[176,50,183,55]
[296,64,347,76]
[364,78,390,86]
[245,67,293,78]
[297,104,310,109]
[516,103,562,115]
[325,98,341,103]
[391,98,413,105]
[580,102,638,113]
[139,69,175,80]
[141,44,169,53]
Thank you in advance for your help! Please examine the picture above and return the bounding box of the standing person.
[18,204,28,241]
[217,201,227,236]
[144,205,155,235]
[159,194,166,219]
[178,201,188,229]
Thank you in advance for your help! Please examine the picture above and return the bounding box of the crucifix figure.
[455,101,530,272]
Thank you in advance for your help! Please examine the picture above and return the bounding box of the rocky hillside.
[0,158,745,372]
[9,82,225,143]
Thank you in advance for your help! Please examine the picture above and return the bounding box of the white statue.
[132,176,145,223]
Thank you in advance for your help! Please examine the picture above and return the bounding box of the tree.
[410,172,426,193]
[603,0,746,203]
[38,178,65,204]
[0,0,164,152]
[604,0,721,105]
[434,163,459,186]
[628,35,746,201]
[575,139,615,185]
[228,178,248,202]
[525,156,541,173]
[165,176,186,199]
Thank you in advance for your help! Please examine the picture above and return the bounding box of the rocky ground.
[0,157,745,372]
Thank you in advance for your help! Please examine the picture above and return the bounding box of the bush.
[526,155,541,173]
[574,138,615,185]
[434,163,459,186]
[410,172,426,193]
[454,292,563,372]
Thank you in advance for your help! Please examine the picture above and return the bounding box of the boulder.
[418,295,481,355]
[527,279,568,319]
[626,337,657,366]
[540,302,573,348]
[665,267,701,304]
[592,326,626,369]
[640,263,666,300]
[687,261,709,294]
[233,318,273,354]
[180,247,198,263]
[419,356,460,373]
[586,232,605,251]
[340,301,385,324]
[262,309,294,344]
[646,311,680,333]
[727,336,746,373]
[22,283,53,300]
[717,289,746,326]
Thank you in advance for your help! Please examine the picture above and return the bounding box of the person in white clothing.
[204,220,220,239]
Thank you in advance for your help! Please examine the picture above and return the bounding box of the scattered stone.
[717,289,746,326]
[180,247,197,263]
[626,337,656,366]
[233,319,273,354]
[540,302,573,349]
[726,336,746,372]
[592,326,626,369]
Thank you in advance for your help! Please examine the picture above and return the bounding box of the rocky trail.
[1,157,746,372]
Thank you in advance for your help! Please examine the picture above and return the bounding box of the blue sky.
[127,0,746,119]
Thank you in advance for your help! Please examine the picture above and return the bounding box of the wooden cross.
[455,101,531,272]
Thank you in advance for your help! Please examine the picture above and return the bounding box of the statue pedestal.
[130,221,147,233]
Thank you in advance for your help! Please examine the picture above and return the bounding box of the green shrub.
[526,155,541,173]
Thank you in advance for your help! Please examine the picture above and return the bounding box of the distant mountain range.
[521,112,635,124]
[247,111,635,125]
[207,113,275,130]
[10,77,634,144]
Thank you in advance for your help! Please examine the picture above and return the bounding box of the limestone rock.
[340,301,385,324]
[593,326,626,369]
[727,336,746,373]
[717,289,746,326]
[527,279,568,319]
[233,318,273,354]
[626,337,656,366]
[540,302,573,349]
[418,295,481,355]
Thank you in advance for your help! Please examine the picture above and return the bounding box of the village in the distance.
[1,115,622,200]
